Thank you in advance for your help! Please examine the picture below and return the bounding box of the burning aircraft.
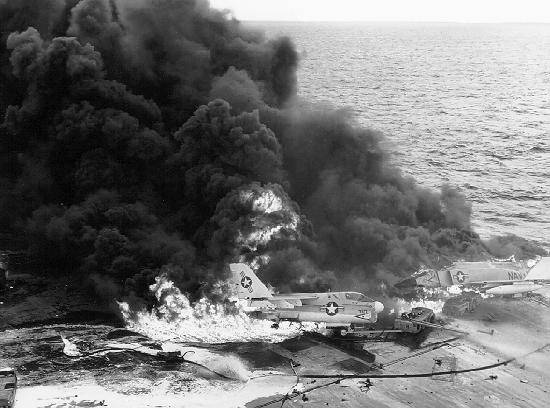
[396,257,550,296]
[229,263,384,328]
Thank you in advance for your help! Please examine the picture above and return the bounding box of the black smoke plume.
[0,0,538,304]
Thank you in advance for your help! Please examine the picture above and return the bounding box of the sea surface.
[253,22,550,247]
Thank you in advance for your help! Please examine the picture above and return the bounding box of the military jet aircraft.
[229,263,384,327]
[396,257,550,295]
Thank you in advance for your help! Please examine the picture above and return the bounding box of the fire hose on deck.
[253,343,550,407]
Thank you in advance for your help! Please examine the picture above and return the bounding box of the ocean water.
[253,22,550,247]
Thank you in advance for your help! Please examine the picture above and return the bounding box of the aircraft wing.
[271,293,320,301]
[474,280,531,285]
[470,279,548,289]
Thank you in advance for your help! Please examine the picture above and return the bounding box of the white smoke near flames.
[236,187,299,256]
[392,298,446,315]
[119,274,305,343]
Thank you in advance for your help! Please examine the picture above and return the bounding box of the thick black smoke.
[0,0,538,304]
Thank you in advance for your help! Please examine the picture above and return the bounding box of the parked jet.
[229,263,384,327]
[396,257,550,295]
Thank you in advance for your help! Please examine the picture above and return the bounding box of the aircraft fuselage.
[249,291,379,325]
[229,263,384,327]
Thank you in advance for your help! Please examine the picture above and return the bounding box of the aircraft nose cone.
[374,301,384,313]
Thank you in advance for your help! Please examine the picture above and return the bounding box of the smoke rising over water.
[0,1,545,306]
[258,22,550,247]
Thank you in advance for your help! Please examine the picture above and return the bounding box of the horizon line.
[240,19,550,24]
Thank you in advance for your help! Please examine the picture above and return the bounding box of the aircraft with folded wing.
[396,257,550,295]
[229,263,384,328]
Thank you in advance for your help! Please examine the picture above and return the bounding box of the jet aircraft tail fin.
[525,257,550,281]
[229,263,272,299]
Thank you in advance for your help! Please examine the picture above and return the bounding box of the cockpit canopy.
[344,292,371,302]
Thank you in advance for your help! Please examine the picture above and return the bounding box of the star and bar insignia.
[454,270,468,283]
[320,301,344,316]
[240,272,253,293]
